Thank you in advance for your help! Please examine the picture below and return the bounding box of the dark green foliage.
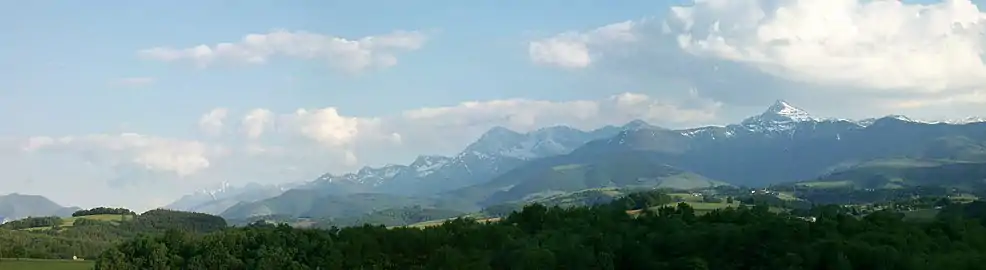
[610,190,673,210]
[0,209,227,260]
[0,229,113,259]
[93,192,986,269]
[129,209,226,233]
[0,216,63,230]
[72,207,135,217]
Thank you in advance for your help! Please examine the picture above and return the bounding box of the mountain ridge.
[184,100,986,219]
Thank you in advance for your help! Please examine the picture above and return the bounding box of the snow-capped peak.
[763,100,814,122]
[739,100,817,133]
[862,115,986,126]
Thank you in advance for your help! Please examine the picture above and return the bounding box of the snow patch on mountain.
[202,181,233,200]
[410,155,451,176]
[739,100,818,133]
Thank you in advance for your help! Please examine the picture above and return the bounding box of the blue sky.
[2,0,986,210]
[1,0,672,137]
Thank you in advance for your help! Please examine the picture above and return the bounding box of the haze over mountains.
[147,100,986,222]
[0,193,80,222]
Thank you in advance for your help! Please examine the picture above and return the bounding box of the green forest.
[89,191,986,270]
[0,209,226,260]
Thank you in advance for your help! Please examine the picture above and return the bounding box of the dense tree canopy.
[73,207,136,217]
[0,216,63,230]
[94,193,986,270]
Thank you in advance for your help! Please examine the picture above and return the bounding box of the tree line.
[72,207,137,217]
[93,191,986,269]
[0,216,63,230]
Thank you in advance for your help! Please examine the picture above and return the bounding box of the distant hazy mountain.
[219,124,628,219]
[219,191,451,220]
[0,193,80,221]
[164,181,301,215]
[298,124,626,196]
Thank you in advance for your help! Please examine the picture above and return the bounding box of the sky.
[2,0,986,211]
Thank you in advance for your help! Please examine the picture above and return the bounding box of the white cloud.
[529,21,640,68]
[244,92,720,164]
[198,108,229,137]
[21,133,221,177]
[110,77,156,87]
[242,108,273,139]
[139,30,427,72]
[668,0,986,94]
[529,0,986,111]
[282,108,375,148]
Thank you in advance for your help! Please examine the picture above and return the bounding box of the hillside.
[0,193,80,221]
[796,159,986,191]
[219,190,459,220]
[447,151,728,207]
[0,208,227,260]
[316,205,466,228]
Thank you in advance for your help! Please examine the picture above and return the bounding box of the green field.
[63,214,132,226]
[797,180,853,189]
[19,214,132,232]
[0,259,94,270]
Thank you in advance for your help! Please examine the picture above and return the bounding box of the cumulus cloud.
[529,21,641,68]
[241,92,720,163]
[21,133,221,177]
[139,30,427,72]
[198,108,229,137]
[528,0,986,114]
[668,0,986,94]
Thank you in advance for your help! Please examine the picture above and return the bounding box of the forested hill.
[96,192,986,269]
[0,208,226,259]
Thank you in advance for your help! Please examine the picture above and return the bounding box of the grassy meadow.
[0,259,93,270]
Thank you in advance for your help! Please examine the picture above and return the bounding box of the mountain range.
[163,181,305,215]
[164,100,986,221]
